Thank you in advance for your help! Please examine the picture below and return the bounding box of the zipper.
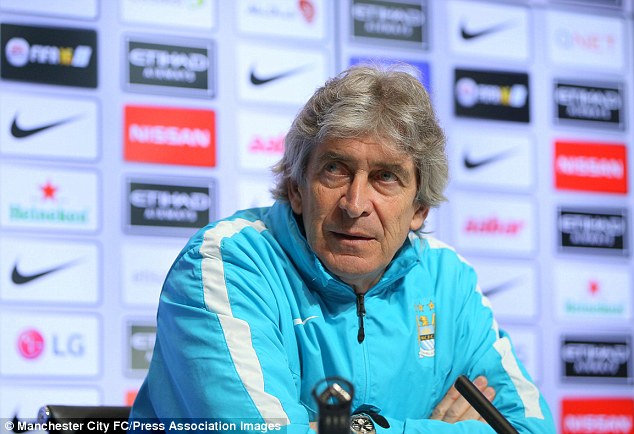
[355,291,369,403]
[355,292,366,343]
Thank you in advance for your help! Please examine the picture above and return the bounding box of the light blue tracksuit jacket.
[129,200,555,434]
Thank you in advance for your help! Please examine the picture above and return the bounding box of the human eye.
[376,170,398,183]
[323,161,346,176]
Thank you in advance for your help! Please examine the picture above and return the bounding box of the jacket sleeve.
[371,261,556,434]
[129,231,315,434]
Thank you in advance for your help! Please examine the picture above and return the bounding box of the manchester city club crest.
[415,300,436,358]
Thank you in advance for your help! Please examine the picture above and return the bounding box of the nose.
[339,175,372,218]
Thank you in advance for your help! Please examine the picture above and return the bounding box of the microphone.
[312,377,354,434]
[454,375,519,434]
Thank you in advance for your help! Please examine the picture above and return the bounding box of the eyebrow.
[317,151,414,182]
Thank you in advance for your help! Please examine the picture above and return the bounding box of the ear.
[287,181,303,215]
[409,205,429,231]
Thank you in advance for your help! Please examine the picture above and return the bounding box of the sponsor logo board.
[0,0,97,19]
[450,130,534,191]
[554,141,628,194]
[0,92,99,161]
[1,23,97,88]
[124,105,216,167]
[561,335,632,383]
[447,0,530,61]
[554,80,625,130]
[349,57,430,91]
[561,397,634,434]
[126,321,156,375]
[470,259,538,321]
[237,0,326,39]
[558,207,628,256]
[546,10,624,71]
[121,239,182,307]
[237,109,291,171]
[125,37,215,98]
[237,43,328,106]
[125,177,215,236]
[451,192,536,256]
[454,68,530,122]
[0,237,100,305]
[554,262,632,321]
[121,0,215,30]
[350,0,428,48]
[0,312,100,377]
[0,164,100,233]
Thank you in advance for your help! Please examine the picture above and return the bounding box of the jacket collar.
[264,200,421,300]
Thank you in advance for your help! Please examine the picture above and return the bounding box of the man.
[129,65,555,433]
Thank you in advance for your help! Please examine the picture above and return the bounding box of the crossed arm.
[308,375,496,432]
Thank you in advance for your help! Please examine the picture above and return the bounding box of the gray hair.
[272,64,448,208]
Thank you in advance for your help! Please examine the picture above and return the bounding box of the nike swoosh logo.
[11,113,80,139]
[482,278,523,298]
[293,315,319,326]
[463,148,516,170]
[460,21,514,41]
[249,64,308,86]
[11,260,79,285]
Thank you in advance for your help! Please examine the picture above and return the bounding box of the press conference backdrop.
[0,1,632,432]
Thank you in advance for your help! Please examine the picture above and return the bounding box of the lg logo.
[17,329,44,359]
[16,328,85,360]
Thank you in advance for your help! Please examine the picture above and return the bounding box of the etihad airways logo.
[125,177,215,236]
[454,68,529,122]
[1,23,97,88]
[554,80,624,129]
[124,105,216,167]
[554,262,632,321]
[554,141,627,194]
[351,0,428,47]
[0,164,99,232]
[561,335,632,383]
[127,322,156,374]
[125,37,215,98]
[561,398,634,434]
[558,207,628,255]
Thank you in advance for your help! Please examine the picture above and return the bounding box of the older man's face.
[288,136,428,293]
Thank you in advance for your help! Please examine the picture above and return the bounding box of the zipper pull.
[356,292,366,343]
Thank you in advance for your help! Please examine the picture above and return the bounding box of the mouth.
[332,231,374,242]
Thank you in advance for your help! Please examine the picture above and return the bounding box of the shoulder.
[180,207,272,260]
[409,232,477,284]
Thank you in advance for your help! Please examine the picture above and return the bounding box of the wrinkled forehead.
[312,135,416,170]
[318,132,407,158]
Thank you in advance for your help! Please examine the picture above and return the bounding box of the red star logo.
[40,181,58,200]
[588,280,600,296]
